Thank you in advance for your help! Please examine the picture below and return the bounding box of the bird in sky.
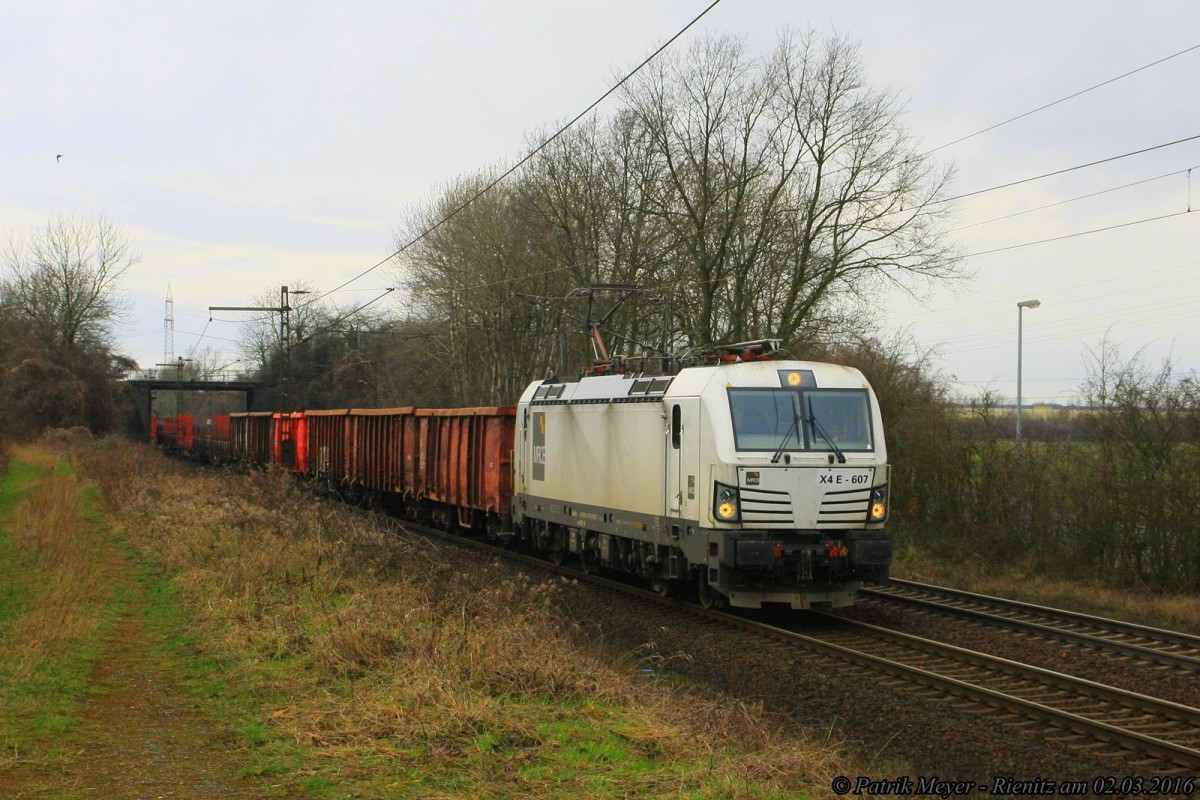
[56,154,64,162]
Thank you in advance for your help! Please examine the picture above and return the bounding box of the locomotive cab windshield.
[729,387,873,453]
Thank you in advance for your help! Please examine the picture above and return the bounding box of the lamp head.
[1017,299,1041,309]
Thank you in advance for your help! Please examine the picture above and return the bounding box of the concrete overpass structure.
[123,371,264,438]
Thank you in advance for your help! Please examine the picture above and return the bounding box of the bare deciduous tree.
[396,176,573,405]
[623,30,959,346]
[521,115,673,362]
[391,29,962,404]
[3,213,140,358]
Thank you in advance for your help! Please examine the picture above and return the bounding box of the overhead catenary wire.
[904,288,1200,356]
[940,134,1200,205]
[892,266,1200,335]
[922,42,1200,156]
[175,330,244,345]
[279,34,1197,320]
[899,282,1200,345]
[432,203,1195,317]
[950,165,1200,232]
[184,319,211,361]
[296,0,724,312]
[943,307,1199,358]
[183,24,1197,391]
[290,288,396,352]
[926,293,1200,349]
[420,139,1200,302]
[965,209,1191,258]
[891,275,1200,354]
[725,40,1200,221]
[298,37,1199,323]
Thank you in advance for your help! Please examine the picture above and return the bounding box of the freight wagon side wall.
[250,413,274,466]
[162,416,179,448]
[193,414,233,461]
[402,415,419,498]
[231,412,276,466]
[305,410,350,484]
[415,408,516,517]
[349,409,412,492]
[295,415,310,473]
[480,413,515,515]
[178,414,195,452]
[230,413,248,460]
[206,414,233,461]
[273,412,308,473]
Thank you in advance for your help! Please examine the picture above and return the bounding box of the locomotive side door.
[517,406,528,495]
[666,399,701,526]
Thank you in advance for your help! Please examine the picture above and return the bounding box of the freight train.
[154,340,892,609]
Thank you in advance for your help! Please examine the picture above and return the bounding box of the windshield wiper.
[770,397,801,464]
[807,397,846,464]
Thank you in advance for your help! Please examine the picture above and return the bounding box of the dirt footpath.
[0,586,267,799]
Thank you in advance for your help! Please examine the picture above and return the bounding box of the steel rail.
[731,612,1200,772]
[862,579,1200,670]
[326,514,1200,772]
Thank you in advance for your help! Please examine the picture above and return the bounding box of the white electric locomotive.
[511,341,892,609]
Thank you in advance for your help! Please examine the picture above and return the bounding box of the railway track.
[556,575,1200,772]
[777,613,1200,773]
[377,519,1200,773]
[862,578,1200,670]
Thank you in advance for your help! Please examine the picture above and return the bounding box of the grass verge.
[61,438,852,799]
[0,446,127,763]
[892,535,1200,635]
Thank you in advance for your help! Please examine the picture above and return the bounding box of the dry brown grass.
[63,438,856,798]
[5,445,116,673]
[895,548,1200,635]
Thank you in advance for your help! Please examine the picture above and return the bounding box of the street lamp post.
[1016,299,1041,445]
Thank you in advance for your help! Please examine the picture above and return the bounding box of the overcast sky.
[4,0,1198,405]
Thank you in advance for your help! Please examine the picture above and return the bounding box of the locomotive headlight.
[869,484,889,522]
[713,482,741,522]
